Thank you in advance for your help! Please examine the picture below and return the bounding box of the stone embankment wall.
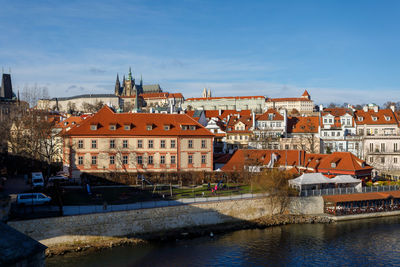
[8,196,323,245]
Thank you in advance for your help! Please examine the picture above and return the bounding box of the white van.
[16,193,51,206]
[31,172,44,188]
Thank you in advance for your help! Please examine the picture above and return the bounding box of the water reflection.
[47,216,400,267]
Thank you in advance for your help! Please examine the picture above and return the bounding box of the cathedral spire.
[115,73,121,96]
[128,67,133,81]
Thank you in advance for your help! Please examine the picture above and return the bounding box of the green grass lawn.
[59,183,263,205]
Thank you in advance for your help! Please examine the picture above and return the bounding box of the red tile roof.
[226,115,253,132]
[222,149,304,172]
[221,149,373,175]
[317,152,373,172]
[301,90,310,97]
[266,97,312,102]
[140,92,169,99]
[287,116,319,133]
[257,109,284,121]
[55,116,84,132]
[66,105,214,137]
[323,191,400,203]
[354,109,398,125]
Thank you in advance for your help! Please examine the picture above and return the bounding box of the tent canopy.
[330,175,361,184]
[289,173,333,186]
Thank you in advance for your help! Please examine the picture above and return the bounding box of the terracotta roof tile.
[257,109,284,121]
[287,116,319,133]
[354,109,398,125]
[66,105,214,137]
[186,96,265,101]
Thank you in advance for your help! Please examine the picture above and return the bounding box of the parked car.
[31,172,44,188]
[47,175,69,187]
[16,193,51,206]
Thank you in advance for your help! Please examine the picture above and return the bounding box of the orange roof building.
[221,149,373,178]
[63,106,214,179]
[265,90,314,114]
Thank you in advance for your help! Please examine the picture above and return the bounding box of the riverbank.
[45,214,333,257]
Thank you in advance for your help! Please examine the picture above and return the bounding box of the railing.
[300,185,400,197]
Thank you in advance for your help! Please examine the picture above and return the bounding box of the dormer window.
[72,122,76,125]
[90,124,97,130]
[164,124,170,131]
[190,125,196,130]
[372,116,377,121]
[109,124,116,130]
[64,122,68,126]
[331,162,336,168]
[358,117,363,122]
[385,116,391,121]
[268,114,273,120]
[124,124,131,130]
[146,124,153,131]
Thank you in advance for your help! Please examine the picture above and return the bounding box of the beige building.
[265,90,314,114]
[183,95,265,113]
[63,106,214,179]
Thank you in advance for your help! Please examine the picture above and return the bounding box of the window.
[91,140,97,149]
[395,143,398,152]
[137,155,143,164]
[124,124,131,130]
[148,140,154,148]
[293,145,297,150]
[109,124,116,130]
[188,155,193,164]
[201,155,206,164]
[171,155,176,164]
[90,124,97,130]
[78,140,84,149]
[188,140,193,148]
[123,140,128,148]
[110,139,115,149]
[91,156,97,165]
[381,143,386,152]
[164,125,170,131]
[78,156,83,165]
[137,139,143,148]
[370,143,374,152]
[146,124,152,131]
[201,140,206,148]
[109,155,115,165]
[395,157,398,164]
[161,140,166,148]
[339,143,343,150]
[381,157,385,164]
[285,144,289,150]
[171,140,176,148]
[160,155,165,164]
[123,155,128,165]
[148,155,153,165]
[369,157,373,163]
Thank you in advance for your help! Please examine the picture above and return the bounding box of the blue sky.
[1,0,399,104]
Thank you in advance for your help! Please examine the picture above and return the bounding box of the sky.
[1,0,400,105]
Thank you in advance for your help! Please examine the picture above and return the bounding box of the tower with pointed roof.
[301,90,311,100]
[115,74,121,96]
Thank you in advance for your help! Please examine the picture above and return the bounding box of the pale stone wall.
[38,96,121,113]
[8,196,323,244]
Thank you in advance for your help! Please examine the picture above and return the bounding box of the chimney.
[373,106,379,112]
[252,111,256,129]
[227,115,231,122]
[319,104,324,111]
[390,105,395,112]
[363,105,368,112]
[218,109,222,116]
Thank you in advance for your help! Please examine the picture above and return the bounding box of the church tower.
[202,88,207,98]
[115,74,121,96]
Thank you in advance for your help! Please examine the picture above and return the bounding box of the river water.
[47,216,400,266]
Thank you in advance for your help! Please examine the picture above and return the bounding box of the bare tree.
[20,84,50,107]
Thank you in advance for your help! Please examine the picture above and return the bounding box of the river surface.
[47,216,400,266]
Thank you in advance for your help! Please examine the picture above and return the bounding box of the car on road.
[16,193,51,206]
[31,172,44,188]
[47,175,69,187]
